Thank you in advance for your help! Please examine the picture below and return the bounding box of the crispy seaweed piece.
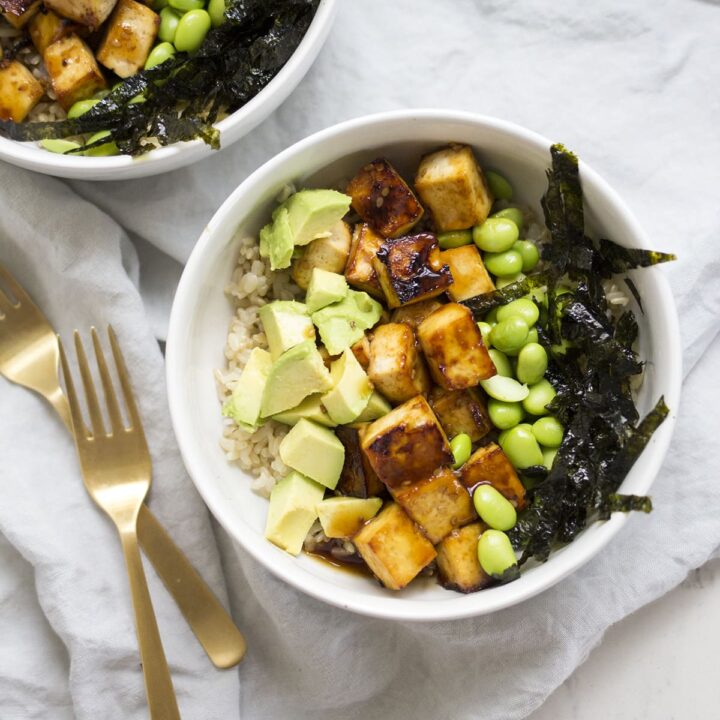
[461,272,551,316]
[0,0,319,155]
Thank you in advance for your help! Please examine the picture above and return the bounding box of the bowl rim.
[166,109,683,621]
[0,0,337,180]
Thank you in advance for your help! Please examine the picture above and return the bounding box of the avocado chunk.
[261,341,333,417]
[316,496,383,538]
[279,418,345,489]
[258,300,316,360]
[265,471,326,555]
[321,348,373,424]
[271,393,337,428]
[305,268,348,314]
[221,347,273,431]
[259,206,295,270]
[311,290,383,355]
[354,391,392,422]
[285,189,352,247]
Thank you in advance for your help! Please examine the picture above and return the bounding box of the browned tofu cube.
[335,425,385,499]
[415,144,493,232]
[43,35,106,110]
[390,298,443,330]
[350,334,370,370]
[436,522,491,593]
[291,220,352,290]
[344,223,384,299]
[459,443,526,509]
[418,303,496,390]
[29,8,79,54]
[429,386,492,443]
[371,233,453,309]
[44,0,118,28]
[441,245,496,302]
[392,467,476,544]
[96,0,159,78]
[362,395,452,489]
[3,0,40,28]
[367,323,430,405]
[0,60,43,122]
[354,502,436,590]
[346,158,424,238]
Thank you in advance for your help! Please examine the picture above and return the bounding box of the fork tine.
[74,331,106,437]
[107,326,141,430]
[91,328,125,432]
[0,263,31,306]
[59,338,90,440]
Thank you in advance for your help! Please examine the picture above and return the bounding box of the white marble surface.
[529,558,720,719]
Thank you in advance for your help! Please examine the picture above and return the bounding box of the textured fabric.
[1,0,718,718]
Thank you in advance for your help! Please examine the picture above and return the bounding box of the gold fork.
[0,263,246,668]
[61,328,179,719]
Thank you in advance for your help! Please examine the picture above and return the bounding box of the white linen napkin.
[1,0,719,718]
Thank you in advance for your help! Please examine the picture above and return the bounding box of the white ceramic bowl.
[166,110,682,621]
[0,0,336,180]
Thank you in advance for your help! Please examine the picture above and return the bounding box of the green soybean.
[522,378,557,416]
[438,229,472,249]
[492,207,524,232]
[532,416,564,448]
[485,170,513,201]
[488,348,513,377]
[84,131,118,157]
[169,0,204,11]
[145,41,176,69]
[480,375,529,403]
[473,485,517,531]
[67,98,99,119]
[158,7,181,42]
[513,240,540,272]
[516,342,548,385]
[472,217,519,253]
[484,307,499,324]
[477,321,492,346]
[490,316,529,354]
[208,0,226,26]
[477,529,518,577]
[499,424,544,469]
[450,433,472,469]
[542,447,558,469]
[40,139,82,154]
[488,399,524,430]
[484,249,523,278]
[497,298,539,327]
[174,8,211,51]
[526,327,539,345]
[495,272,525,290]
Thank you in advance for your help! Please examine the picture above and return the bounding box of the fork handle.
[120,529,181,720]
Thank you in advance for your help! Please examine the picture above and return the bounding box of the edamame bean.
[496,272,525,290]
[522,378,557,416]
[84,131,118,157]
[145,41,176,69]
[477,529,518,578]
[488,348,512,377]
[473,485,517,531]
[513,240,539,272]
[169,0,204,11]
[497,298,539,327]
[490,316,529,354]
[477,321,492,345]
[208,0,226,25]
[483,249,523,278]
[532,416,564,448]
[438,229,472,249]
[492,207,524,232]
[499,424,544,469]
[67,98,99,119]
[516,342,548,385]
[158,7,181,42]
[485,171,513,201]
[472,217,518,253]
[484,307,499,324]
[450,433,472,469]
[174,8,211,51]
[480,375,529,403]
[542,447,558,469]
[40,139,82,154]
[526,327,539,345]
[488,399,524,430]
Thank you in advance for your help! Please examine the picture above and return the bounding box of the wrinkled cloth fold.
[1,0,719,718]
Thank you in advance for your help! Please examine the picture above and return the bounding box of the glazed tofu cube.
[415,144,493,231]
[291,220,352,290]
[3,0,40,28]
[96,0,159,78]
[344,223,384,299]
[371,233,453,308]
[354,502,436,590]
[361,395,452,489]
[43,35,106,110]
[0,60,43,122]
[390,298,443,330]
[429,386,492,443]
[418,303,495,390]
[367,323,430,405]
[392,467,476,544]
[45,0,118,28]
[335,425,385,499]
[346,158,424,238]
[441,245,495,302]
[350,334,371,370]
[459,442,526,509]
[436,522,491,593]
[29,8,78,54]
